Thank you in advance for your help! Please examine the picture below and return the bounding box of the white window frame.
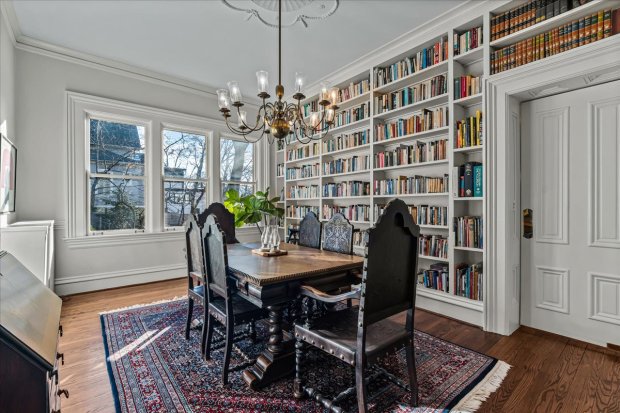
[87,113,150,236]
[219,135,257,200]
[161,124,210,231]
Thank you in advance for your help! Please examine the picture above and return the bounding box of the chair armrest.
[300,284,361,303]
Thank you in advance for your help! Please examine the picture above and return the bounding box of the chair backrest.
[198,202,239,244]
[298,211,322,249]
[201,214,232,300]
[358,199,420,329]
[184,214,204,277]
[322,213,354,254]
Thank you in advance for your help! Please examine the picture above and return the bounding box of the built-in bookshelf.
[273,0,620,328]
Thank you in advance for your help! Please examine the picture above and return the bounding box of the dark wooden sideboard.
[0,251,67,412]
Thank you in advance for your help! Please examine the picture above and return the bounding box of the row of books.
[374,139,448,169]
[353,230,368,247]
[277,140,285,151]
[375,106,449,142]
[491,0,589,42]
[454,26,483,56]
[286,163,320,180]
[332,102,371,128]
[455,111,483,148]
[322,204,370,222]
[373,37,449,88]
[455,262,483,301]
[418,263,450,293]
[323,181,371,198]
[414,205,448,226]
[287,185,320,199]
[453,163,483,198]
[374,74,447,115]
[323,130,370,153]
[322,155,370,176]
[286,205,319,219]
[490,9,617,75]
[454,216,483,249]
[277,163,284,177]
[286,142,319,162]
[374,174,449,196]
[336,78,371,103]
[419,234,449,259]
[302,100,319,118]
[454,75,482,100]
[374,203,426,224]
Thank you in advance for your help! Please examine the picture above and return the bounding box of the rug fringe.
[99,296,186,315]
[450,360,511,412]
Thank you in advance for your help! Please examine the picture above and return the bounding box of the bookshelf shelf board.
[322,169,371,178]
[336,91,372,109]
[276,149,284,154]
[285,154,321,164]
[489,0,620,48]
[417,287,484,311]
[418,224,449,230]
[453,46,484,65]
[373,126,450,146]
[285,176,321,183]
[454,246,484,252]
[276,175,284,179]
[322,195,371,200]
[373,93,450,121]
[328,117,371,134]
[453,145,484,153]
[323,143,371,157]
[353,244,365,250]
[285,198,320,202]
[373,192,449,199]
[454,197,484,201]
[418,255,449,263]
[453,93,483,107]
[374,159,449,172]
[373,60,449,94]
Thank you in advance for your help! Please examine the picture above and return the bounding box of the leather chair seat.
[294,307,410,366]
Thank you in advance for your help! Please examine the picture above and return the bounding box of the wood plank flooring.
[57,278,620,413]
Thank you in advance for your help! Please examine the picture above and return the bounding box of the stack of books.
[454,26,483,55]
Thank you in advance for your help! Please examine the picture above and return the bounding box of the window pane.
[164,181,207,227]
[222,183,254,200]
[163,130,207,179]
[90,178,144,231]
[90,119,145,176]
[220,139,253,182]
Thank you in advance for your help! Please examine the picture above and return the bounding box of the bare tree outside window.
[163,130,208,227]
[220,138,255,199]
[89,119,146,232]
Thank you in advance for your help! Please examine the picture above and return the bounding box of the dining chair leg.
[200,303,208,356]
[293,338,305,399]
[248,321,257,343]
[185,298,194,340]
[203,313,214,360]
[405,340,419,406]
[222,318,234,385]
[355,364,368,413]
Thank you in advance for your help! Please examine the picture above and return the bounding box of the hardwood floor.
[57,278,620,413]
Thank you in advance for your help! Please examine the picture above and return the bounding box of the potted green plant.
[223,187,285,251]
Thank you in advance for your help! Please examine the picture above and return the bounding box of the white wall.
[0,5,16,227]
[14,48,264,295]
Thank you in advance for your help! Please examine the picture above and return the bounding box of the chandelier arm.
[235,102,266,132]
[224,118,263,142]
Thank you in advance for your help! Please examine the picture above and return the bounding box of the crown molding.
[2,1,263,106]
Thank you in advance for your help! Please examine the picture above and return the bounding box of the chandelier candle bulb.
[217,89,231,110]
[320,81,331,104]
[227,81,242,103]
[256,71,269,94]
[295,72,305,93]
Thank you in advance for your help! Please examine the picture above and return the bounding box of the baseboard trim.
[55,263,185,296]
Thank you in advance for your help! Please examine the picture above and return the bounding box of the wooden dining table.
[226,242,365,390]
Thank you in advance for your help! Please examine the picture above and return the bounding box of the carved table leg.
[242,304,295,389]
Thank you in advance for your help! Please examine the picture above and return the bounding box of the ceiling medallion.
[221,0,339,28]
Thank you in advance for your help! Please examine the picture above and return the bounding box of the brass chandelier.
[216,0,339,145]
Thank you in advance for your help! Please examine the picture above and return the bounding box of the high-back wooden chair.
[298,211,322,249]
[201,214,267,384]
[322,212,354,254]
[197,202,239,244]
[184,214,208,347]
[293,199,420,412]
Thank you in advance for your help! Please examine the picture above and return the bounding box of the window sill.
[64,230,184,249]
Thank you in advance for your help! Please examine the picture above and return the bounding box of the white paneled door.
[521,80,620,347]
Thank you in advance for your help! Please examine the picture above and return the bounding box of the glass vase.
[260,225,272,252]
[269,224,281,252]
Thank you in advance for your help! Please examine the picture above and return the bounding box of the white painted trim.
[535,266,570,314]
[54,264,185,296]
[64,231,184,249]
[0,1,19,46]
[589,271,620,326]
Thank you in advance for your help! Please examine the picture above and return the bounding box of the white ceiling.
[10,0,462,96]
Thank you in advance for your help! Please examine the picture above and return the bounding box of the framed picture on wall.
[0,134,17,213]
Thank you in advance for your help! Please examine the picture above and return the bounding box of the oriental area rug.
[101,298,509,413]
